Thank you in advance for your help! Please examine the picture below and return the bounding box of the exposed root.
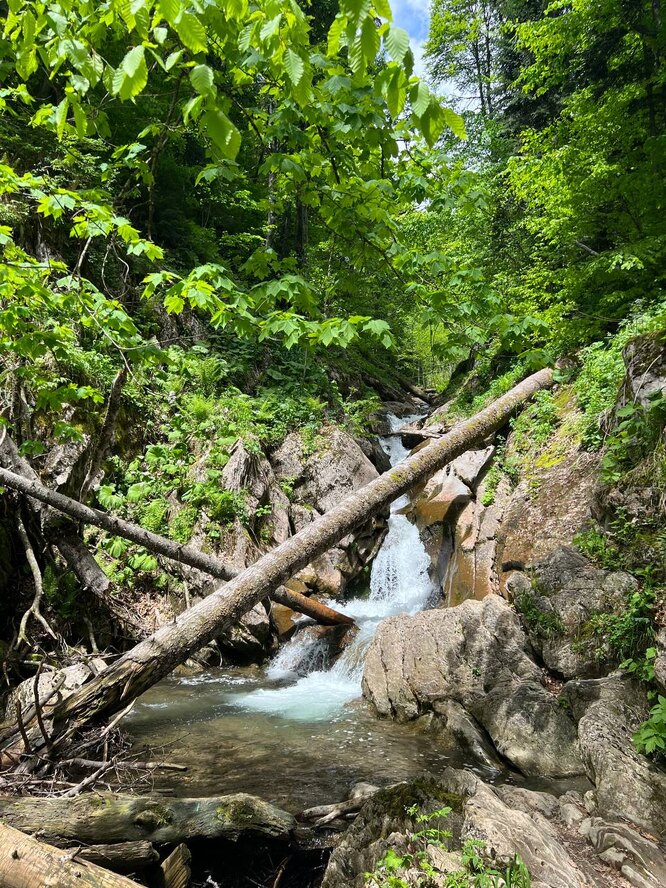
[14,514,57,650]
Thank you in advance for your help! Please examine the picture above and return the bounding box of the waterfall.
[235,411,434,721]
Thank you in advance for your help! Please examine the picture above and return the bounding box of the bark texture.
[0,792,295,843]
[1,368,553,750]
[0,823,141,888]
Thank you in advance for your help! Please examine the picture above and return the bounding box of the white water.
[235,412,434,721]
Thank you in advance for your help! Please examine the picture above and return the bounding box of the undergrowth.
[365,805,531,888]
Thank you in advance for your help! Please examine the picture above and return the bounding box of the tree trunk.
[0,792,295,844]
[0,464,354,627]
[1,368,553,753]
[0,823,141,888]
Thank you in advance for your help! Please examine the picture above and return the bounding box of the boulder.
[654,628,666,693]
[322,770,600,888]
[217,602,273,661]
[2,660,105,724]
[362,595,584,777]
[516,547,638,679]
[410,470,472,527]
[321,774,467,888]
[356,436,391,473]
[463,781,597,888]
[442,473,512,606]
[616,332,666,414]
[495,447,600,586]
[221,439,291,547]
[564,673,666,836]
[271,428,387,597]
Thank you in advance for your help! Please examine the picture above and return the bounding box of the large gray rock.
[565,673,666,836]
[495,445,600,588]
[655,628,666,693]
[322,770,601,888]
[517,547,638,679]
[321,774,467,888]
[616,332,666,414]
[363,595,584,777]
[580,818,666,888]
[2,660,105,724]
[271,428,387,597]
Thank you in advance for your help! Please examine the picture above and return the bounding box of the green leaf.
[373,0,392,18]
[385,25,409,63]
[190,63,215,97]
[158,0,181,26]
[175,13,207,53]
[53,97,69,139]
[411,81,430,117]
[284,48,305,86]
[327,15,346,56]
[202,109,241,159]
[442,106,466,139]
[112,45,148,100]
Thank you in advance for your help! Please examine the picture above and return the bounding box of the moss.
[515,589,564,638]
[216,799,258,825]
[133,805,173,831]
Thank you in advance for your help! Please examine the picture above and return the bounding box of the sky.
[390,0,431,80]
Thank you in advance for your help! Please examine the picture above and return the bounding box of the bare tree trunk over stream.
[0,368,553,760]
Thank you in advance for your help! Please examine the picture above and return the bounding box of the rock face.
[322,770,603,888]
[580,817,666,888]
[271,427,387,597]
[463,781,596,888]
[409,447,504,604]
[362,595,584,777]
[514,547,638,679]
[321,775,466,888]
[565,673,666,837]
[495,447,600,585]
[655,628,666,693]
[616,331,666,414]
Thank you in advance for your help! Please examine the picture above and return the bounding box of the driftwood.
[0,823,142,888]
[0,461,354,629]
[0,368,553,757]
[299,782,382,827]
[0,791,296,844]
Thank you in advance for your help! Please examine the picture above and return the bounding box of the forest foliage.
[0,1,665,741]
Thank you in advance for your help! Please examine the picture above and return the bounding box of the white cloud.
[410,37,428,81]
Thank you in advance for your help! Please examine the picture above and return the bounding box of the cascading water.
[127,410,466,809]
[232,411,434,721]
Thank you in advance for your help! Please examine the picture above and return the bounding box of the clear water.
[127,413,473,809]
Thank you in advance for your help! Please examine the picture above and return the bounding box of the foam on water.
[235,410,433,721]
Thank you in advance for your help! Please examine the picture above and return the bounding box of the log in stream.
[0,368,553,760]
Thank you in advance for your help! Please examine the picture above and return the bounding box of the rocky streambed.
[122,336,666,888]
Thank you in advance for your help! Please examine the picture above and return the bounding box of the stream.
[127,414,485,811]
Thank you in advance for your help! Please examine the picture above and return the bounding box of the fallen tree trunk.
[1,368,553,753]
[0,823,141,888]
[0,792,295,843]
[0,462,354,628]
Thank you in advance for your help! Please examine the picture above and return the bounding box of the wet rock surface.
[362,595,584,777]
